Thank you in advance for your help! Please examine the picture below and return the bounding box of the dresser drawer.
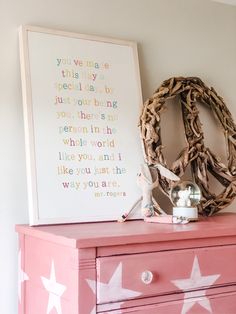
[99,289,236,314]
[96,245,236,304]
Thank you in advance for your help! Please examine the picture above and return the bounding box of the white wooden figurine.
[118,163,180,222]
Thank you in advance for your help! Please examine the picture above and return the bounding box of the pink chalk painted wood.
[16,213,236,314]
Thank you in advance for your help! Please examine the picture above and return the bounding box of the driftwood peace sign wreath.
[140,77,236,216]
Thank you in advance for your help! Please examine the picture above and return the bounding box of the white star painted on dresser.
[87,262,142,306]
[18,250,29,303]
[86,279,124,314]
[41,260,67,314]
[171,256,220,314]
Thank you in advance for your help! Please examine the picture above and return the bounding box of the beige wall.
[1,0,236,312]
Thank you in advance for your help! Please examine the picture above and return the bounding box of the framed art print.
[19,25,144,225]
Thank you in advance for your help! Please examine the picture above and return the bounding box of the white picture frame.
[19,25,144,225]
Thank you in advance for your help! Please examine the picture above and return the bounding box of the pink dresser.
[16,213,236,314]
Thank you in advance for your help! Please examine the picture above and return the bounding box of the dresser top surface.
[16,212,236,248]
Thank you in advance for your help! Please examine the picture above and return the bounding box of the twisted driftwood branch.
[140,77,236,216]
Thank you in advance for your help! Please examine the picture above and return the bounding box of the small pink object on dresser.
[16,213,236,313]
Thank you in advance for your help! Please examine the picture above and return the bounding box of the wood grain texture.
[140,77,236,216]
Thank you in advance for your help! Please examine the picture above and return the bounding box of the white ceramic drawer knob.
[141,270,154,284]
